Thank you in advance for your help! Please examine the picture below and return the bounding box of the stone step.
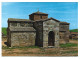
[48,46,55,48]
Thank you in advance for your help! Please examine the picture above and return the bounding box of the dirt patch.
[2,38,78,56]
[69,40,78,44]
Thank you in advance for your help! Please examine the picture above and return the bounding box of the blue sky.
[2,2,78,29]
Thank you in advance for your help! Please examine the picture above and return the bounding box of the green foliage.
[60,43,78,48]
[70,29,78,32]
[2,27,7,35]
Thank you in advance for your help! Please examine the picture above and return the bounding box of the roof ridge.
[8,18,29,20]
[29,11,48,15]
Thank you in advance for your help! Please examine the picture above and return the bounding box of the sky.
[2,2,78,29]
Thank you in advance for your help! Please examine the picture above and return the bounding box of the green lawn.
[60,43,78,48]
[2,46,39,49]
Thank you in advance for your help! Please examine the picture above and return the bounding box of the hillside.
[2,27,7,35]
[70,29,78,32]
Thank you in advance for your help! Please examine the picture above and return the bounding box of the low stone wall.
[8,32,36,47]
[2,36,7,41]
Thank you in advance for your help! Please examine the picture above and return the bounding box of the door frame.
[48,31,55,46]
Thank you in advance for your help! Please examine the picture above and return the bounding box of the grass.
[15,51,58,55]
[2,43,78,56]
[2,27,7,35]
[9,50,77,55]
[70,29,78,32]
[2,46,39,49]
[3,43,78,49]
[60,43,78,48]
[61,50,78,54]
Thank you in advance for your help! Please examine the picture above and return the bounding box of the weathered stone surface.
[43,19,60,47]
[11,32,36,47]
[69,32,78,39]
[7,11,70,48]
[59,22,70,44]
[29,11,48,21]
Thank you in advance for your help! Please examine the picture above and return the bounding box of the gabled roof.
[8,17,60,22]
[48,17,60,22]
[29,11,48,15]
[34,17,60,22]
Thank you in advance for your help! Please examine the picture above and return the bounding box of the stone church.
[7,11,70,47]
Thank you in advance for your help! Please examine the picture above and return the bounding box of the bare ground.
[2,37,78,56]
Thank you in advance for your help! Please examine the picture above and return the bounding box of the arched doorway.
[48,31,55,46]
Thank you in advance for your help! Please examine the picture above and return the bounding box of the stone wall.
[34,15,48,20]
[9,22,33,28]
[69,32,78,39]
[59,24,69,31]
[29,14,34,20]
[7,21,36,47]
[29,14,48,21]
[7,17,70,47]
[7,28,11,46]
[59,24,70,44]
[33,21,43,47]
[43,19,60,47]
[10,32,36,47]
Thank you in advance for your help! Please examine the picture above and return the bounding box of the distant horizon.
[2,2,78,30]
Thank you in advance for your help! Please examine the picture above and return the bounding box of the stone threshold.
[48,46,55,48]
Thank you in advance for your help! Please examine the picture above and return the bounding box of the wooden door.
[48,31,55,46]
